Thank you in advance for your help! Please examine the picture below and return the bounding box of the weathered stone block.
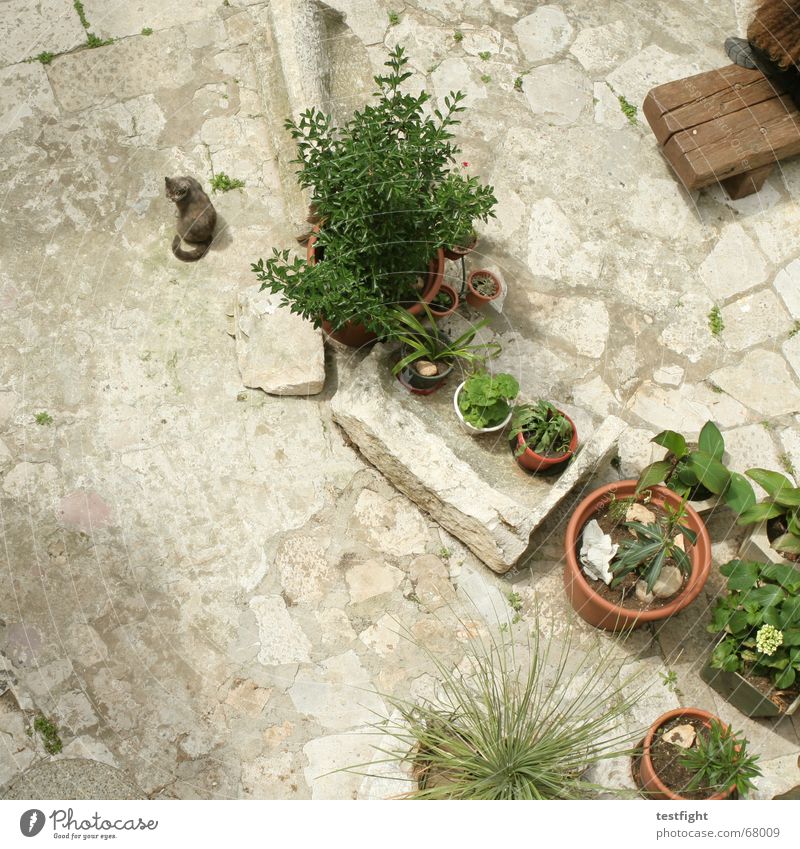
[234,284,325,396]
[331,344,625,573]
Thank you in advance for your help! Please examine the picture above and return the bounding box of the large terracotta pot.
[563,480,711,631]
[514,410,577,473]
[638,708,735,800]
[307,235,445,348]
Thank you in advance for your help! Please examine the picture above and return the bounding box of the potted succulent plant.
[388,308,500,394]
[466,269,502,308]
[509,401,577,473]
[252,46,497,346]
[737,468,800,564]
[702,558,800,716]
[563,481,712,631]
[635,422,755,515]
[428,283,460,319]
[638,709,760,800]
[454,371,519,435]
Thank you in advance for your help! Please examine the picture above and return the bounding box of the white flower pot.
[453,381,513,436]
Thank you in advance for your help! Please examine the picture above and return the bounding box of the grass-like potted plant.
[252,46,497,347]
[737,468,800,564]
[388,307,500,394]
[453,370,519,435]
[509,401,577,473]
[345,613,648,799]
[465,269,502,308]
[701,558,800,716]
[638,709,760,800]
[635,422,755,515]
[563,481,711,631]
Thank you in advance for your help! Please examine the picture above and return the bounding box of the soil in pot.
[766,516,800,562]
[647,717,733,800]
[741,670,800,712]
[470,274,498,298]
[580,498,689,612]
[429,289,456,315]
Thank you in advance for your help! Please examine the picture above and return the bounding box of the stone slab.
[2,759,144,800]
[331,344,625,573]
[233,284,325,396]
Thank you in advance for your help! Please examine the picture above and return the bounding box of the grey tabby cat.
[165,176,217,262]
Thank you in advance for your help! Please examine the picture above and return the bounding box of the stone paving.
[1,0,799,799]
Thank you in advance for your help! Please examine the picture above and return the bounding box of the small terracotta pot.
[444,235,477,261]
[514,410,577,473]
[638,708,735,800]
[307,234,445,348]
[428,283,460,319]
[466,269,502,308]
[563,480,711,631]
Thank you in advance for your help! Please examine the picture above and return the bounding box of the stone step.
[331,344,625,573]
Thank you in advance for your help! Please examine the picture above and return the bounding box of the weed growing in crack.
[210,172,245,193]
[33,715,62,755]
[708,304,724,338]
[618,94,638,124]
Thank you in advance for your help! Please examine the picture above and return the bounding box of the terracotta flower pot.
[307,234,445,348]
[444,235,477,261]
[466,269,502,308]
[428,283,460,319]
[638,708,735,800]
[514,411,578,473]
[563,480,712,631]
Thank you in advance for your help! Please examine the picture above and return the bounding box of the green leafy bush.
[678,719,761,798]
[509,401,573,457]
[457,371,518,429]
[252,46,497,334]
[636,421,755,513]
[709,558,800,690]
[611,500,696,593]
[737,469,800,557]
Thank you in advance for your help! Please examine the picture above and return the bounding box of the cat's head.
[165,176,192,202]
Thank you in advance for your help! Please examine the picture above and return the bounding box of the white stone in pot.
[579,519,617,585]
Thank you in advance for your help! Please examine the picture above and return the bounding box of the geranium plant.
[252,46,497,334]
[708,558,800,690]
[457,371,519,429]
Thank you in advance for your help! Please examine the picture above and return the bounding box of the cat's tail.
[172,234,211,262]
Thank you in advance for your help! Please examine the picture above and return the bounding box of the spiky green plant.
[346,612,648,799]
[509,401,573,458]
[611,500,697,593]
[678,719,761,798]
[387,307,499,377]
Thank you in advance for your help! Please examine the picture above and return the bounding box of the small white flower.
[755,624,783,656]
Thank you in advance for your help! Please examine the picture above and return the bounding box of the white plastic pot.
[453,381,513,436]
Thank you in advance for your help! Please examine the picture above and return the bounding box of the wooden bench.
[643,64,800,199]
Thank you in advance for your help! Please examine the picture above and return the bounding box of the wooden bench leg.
[721,164,774,200]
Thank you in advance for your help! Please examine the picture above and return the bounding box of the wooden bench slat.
[644,65,764,118]
[645,76,784,146]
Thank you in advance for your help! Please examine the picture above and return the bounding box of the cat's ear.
[165,177,173,188]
